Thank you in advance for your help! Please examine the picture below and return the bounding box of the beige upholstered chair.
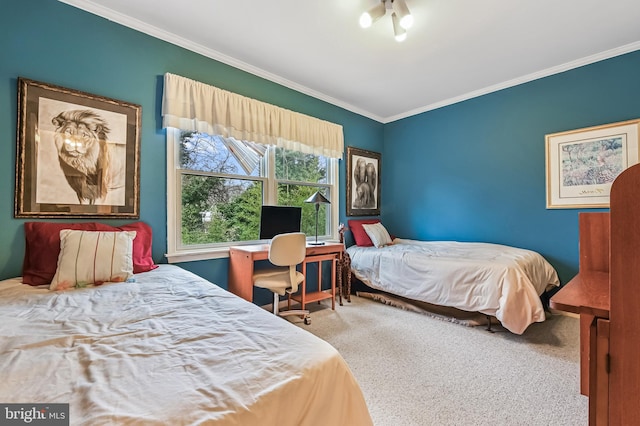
[253,232,311,324]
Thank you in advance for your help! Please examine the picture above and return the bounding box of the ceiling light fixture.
[392,0,413,29]
[391,12,407,42]
[360,0,413,42]
[359,1,386,28]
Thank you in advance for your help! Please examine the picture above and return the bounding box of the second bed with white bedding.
[347,238,560,334]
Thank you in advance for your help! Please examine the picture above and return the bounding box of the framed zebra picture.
[545,118,640,209]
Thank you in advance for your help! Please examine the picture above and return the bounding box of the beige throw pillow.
[50,230,136,291]
[361,222,393,248]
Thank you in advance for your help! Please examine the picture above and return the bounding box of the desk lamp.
[305,191,330,245]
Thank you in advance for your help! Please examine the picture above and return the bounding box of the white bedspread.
[0,265,372,425]
[347,239,560,334]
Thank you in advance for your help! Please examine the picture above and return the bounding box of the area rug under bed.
[356,291,503,330]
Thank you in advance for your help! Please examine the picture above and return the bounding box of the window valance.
[162,73,344,159]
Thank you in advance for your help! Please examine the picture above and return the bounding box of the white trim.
[165,247,230,264]
[381,41,640,123]
[59,1,639,124]
[166,128,179,259]
[58,0,382,123]
[328,159,339,241]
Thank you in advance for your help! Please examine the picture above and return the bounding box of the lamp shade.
[392,0,413,29]
[359,1,386,28]
[392,12,407,42]
[305,191,330,204]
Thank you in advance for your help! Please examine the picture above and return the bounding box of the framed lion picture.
[15,77,141,218]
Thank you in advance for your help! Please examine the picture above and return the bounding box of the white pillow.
[50,230,136,291]
[361,222,393,248]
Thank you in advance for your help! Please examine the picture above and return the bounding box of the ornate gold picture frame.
[15,77,141,218]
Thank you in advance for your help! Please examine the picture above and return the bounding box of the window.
[161,74,344,263]
[166,128,338,262]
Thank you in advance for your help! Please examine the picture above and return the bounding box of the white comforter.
[0,265,372,426]
[347,239,560,334]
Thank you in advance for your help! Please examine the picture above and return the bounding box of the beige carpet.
[356,291,502,329]
[295,294,588,426]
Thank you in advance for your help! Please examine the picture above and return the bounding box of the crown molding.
[383,41,640,123]
[58,1,640,125]
[58,0,385,123]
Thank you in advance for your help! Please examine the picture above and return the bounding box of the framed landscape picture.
[545,118,640,209]
[15,77,141,218]
[346,146,381,216]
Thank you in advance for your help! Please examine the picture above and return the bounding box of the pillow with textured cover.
[22,221,157,286]
[362,222,393,248]
[348,219,381,247]
[50,230,136,291]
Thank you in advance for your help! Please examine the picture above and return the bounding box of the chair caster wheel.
[304,317,311,325]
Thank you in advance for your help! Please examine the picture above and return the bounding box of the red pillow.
[22,221,157,286]
[93,222,158,275]
[348,219,381,247]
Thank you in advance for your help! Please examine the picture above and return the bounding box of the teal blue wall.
[0,0,383,296]
[383,51,640,283]
[2,0,638,295]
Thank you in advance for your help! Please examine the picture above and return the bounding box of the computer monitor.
[259,205,302,240]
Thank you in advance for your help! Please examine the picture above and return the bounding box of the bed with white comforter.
[0,265,372,425]
[347,239,560,334]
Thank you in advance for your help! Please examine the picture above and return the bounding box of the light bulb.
[392,0,413,30]
[359,12,373,28]
[400,14,413,30]
[360,2,386,29]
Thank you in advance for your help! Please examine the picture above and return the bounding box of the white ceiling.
[61,0,640,123]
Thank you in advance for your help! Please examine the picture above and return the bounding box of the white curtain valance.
[162,73,344,159]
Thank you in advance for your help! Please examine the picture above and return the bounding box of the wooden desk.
[550,271,609,396]
[228,242,345,304]
[549,212,610,425]
[550,213,610,399]
[550,271,610,318]
[291,252,336,311]
[552,164,640,426]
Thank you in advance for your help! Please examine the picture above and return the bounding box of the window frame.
[165,128,339,263]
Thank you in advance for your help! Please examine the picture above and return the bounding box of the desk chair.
[252,232,311,324]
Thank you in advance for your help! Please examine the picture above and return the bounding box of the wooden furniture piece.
[229,241,344,304]
[550,213,609,397]
[550,163,640,426]
[290,253,336,311]
[608,163,640,426]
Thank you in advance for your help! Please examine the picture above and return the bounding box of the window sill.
[165,247,230,263]
[166,236,341,264]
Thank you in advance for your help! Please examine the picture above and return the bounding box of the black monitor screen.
[259,205,302,240]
